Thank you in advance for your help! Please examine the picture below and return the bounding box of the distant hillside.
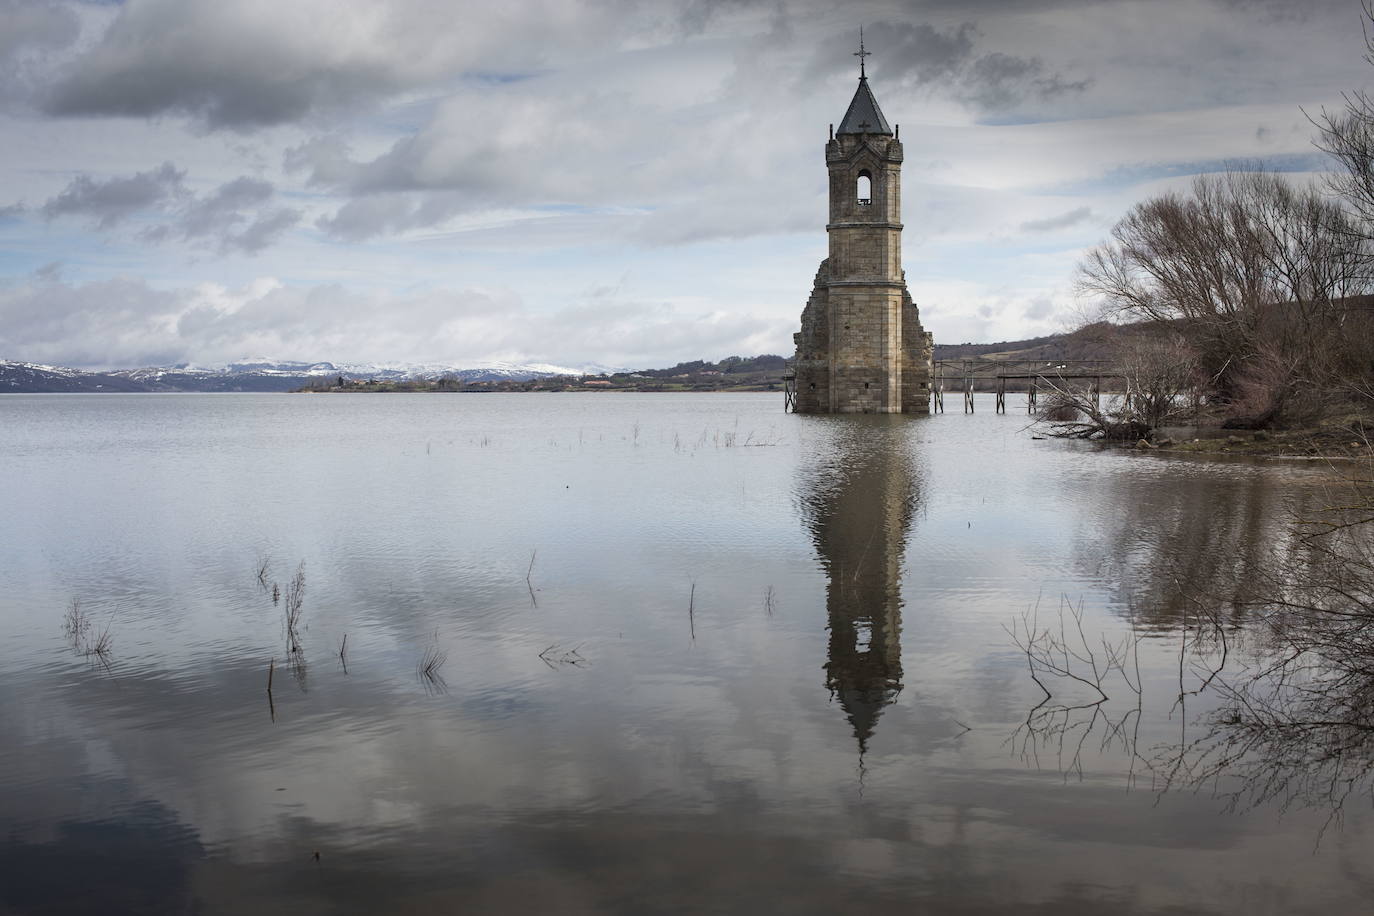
[301,354,793,393]
[0,359,621,394]
[932,326,1124,363]
[5,332,1151,395]
[0,362,150,393]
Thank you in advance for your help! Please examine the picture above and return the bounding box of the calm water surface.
[1,392,1370,914]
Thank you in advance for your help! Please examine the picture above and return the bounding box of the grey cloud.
[171,175,302,254]
[877,21,977,86]
[0,0,81,106]
[0,268,776,371]
[41,0,412,129]
[961,56,1091,111]
[961,52,1043,110]
[810,21,974,85]
[35,0,644,130]
[675,0,773,36]
[41,164,297,255]
[1212,0,1355,23]
[283,135,359,188]
[314,191,484,244]
[177,176,273,239]
[0,0,80,64]
[0,273,183,368]
[315,195,430,243]
[844,20,1091,114]
[224,207,302,254]
[1019,206,1094,233]
[1023,296,1055,320]
[901,0,1110,10]
[0,202,24,220]
[41,161,186,228]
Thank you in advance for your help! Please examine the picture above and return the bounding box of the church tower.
[792,36,932,414]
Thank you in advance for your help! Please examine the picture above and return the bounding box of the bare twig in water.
[272,583,280,604]
[62,597,90,648]
[688,582,696,642]
[256,555,272,587]
[764,585,775,617]
[88,616,114,659]
[267,658,275,693]
[63,597,114,665]
[283,562,306,649]
[419,644,447,676]
[1005,596,1146,783]
[339,633,348,674]
[538,642,587,668]
[526,549,538,607]
[418,635,448,693]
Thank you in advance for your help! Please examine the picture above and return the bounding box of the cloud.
[1023,295,1055,320]
[960,51,1092,111]
[1019,206,1094,233]
[815,20,1091,116]
[223,208,302,255]
[36,164,300,254]
[872,21,978,86]
[0,0,81,105]
[0,0,79,64]
[41,161,186,229]
[41,0,417,129]
[169,176,302,253]
[314,192,466,243]
[35,0,647,130]
[1212,0,1355,24]
[0,270,776,369]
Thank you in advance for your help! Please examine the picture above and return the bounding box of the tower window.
[856,171,872,206]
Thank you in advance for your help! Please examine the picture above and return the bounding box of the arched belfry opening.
[790,32,933,414]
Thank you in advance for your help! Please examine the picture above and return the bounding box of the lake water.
[1,392,1370,914]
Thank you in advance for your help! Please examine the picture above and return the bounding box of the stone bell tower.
[792,35,932,414]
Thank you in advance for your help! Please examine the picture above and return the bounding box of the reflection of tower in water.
[799,416,920,753]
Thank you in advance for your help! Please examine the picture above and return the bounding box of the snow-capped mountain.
[206,358,625,381]
[1,358,629,392]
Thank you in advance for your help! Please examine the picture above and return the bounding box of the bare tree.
[1037,330,1200,440]
[1317,1,1374,243]
[1079,168,1370,427]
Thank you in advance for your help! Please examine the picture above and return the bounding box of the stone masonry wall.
[792,260,831,414]
[791,126,932,414]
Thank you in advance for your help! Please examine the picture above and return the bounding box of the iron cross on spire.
[854,27,871,78]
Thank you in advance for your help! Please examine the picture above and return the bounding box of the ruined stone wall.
[792,260,831,414]
[900,287,933,414]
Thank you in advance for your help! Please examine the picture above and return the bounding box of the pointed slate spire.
[837,77,892,136]
[837,31,891,136]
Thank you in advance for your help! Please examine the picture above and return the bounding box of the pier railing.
[781,359,1123,414]
[931,359,1123,414]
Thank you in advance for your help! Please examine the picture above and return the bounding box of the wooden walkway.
[931,359,1122,414]
[782,359,1123,414]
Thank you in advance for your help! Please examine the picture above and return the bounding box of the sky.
[0,0,1370,371]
